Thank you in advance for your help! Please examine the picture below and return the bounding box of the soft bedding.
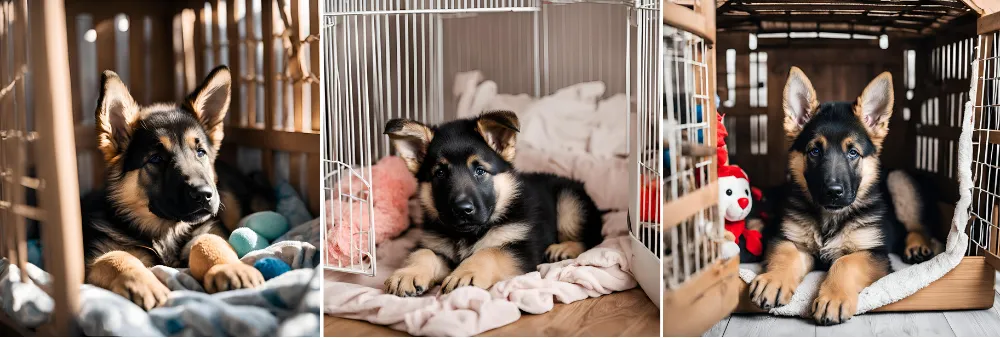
[0,218,323,336]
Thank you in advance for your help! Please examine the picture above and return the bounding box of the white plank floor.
[705,288,1000,337]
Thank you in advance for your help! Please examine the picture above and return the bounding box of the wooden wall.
[715,33,907,189]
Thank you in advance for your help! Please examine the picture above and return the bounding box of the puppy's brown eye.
[434,168,446,178]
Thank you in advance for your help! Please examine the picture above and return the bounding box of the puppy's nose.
[452,196,476,216]
[826,184,845,198]
[188,185,214,202]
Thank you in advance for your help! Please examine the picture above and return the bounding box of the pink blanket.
[324,236,639,336]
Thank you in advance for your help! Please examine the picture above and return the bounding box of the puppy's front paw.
[749,272,799,310]
[385,267,434,297]
[203,262,265,293]
[109,269,171,310]
[441,267,497,293]
[545,242,585,262]
[811,287,858,325]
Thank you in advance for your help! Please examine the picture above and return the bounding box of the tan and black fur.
[81,66,273,310]
[750,67,941,325]
[382,111,604,296]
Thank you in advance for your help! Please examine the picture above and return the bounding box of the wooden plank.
[981,12,1000,35]
[736,257,996,314]
[224,127,319,153]
[942,294,1000,336]
[663,182,719,230]
[307,151,320,216]
[290,0,303,132]
[703,316,730,337]
[664,2,714,45]
[664,258,741,337]
[722,315,816,337]
[29,0,85,334]
[866,312,955,336]
[226,0,241,127]
[309,0,319,131]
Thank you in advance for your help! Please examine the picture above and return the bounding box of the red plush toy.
[718,165,762,260]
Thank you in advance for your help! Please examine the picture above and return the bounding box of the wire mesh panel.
[321,0,645,279]
[661,23,721,289]
[969,30,1000,260]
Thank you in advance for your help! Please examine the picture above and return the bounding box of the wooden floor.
[704,291,1000,337]
[324,288,660,337]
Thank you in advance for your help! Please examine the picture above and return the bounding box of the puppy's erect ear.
[855,72,894,148]
[96,70,140,163]
[783,67,819,139]
[475,110,520,162]
[186,66,231,151]
[384,119,434,174]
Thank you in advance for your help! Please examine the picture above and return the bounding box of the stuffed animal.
[326,156,417,266]
[718,165,764,262]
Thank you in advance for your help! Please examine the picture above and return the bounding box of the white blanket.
[453,71,630,158]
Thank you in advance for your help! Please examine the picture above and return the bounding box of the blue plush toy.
[253,257,291,281]
[241,211,290,241]
[229,227,270,257]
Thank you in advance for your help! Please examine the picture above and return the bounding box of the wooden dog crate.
[664,0,1000,335]
[0,0,321,334]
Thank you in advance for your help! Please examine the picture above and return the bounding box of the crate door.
[968,11,1000,271]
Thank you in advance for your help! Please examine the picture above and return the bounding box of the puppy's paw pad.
[748,272,798,310]
[811,290,858,326]
[385,268,433,297]
[441,268,495,293]
[204,263,265,293]
[545,242,585,263]
[904,244,933,264]
[109,270,171,311]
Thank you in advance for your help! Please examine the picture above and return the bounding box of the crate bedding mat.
[0,201,323,336]
[735,78,977,318]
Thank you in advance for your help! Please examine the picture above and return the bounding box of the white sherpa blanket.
[325,235,638,337]
[737,67,977,317]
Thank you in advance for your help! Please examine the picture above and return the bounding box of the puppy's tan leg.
[385,248,450,297]
[441,247,522,293]
[812,251,888,325]
[189,234,265,293]
[749,240,814,310]
[88,249,170,310]
[545,241,585,262]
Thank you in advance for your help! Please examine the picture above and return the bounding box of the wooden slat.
[10,0,29,284]
[664,2,714,45]
[663,182,719,230]
[129,12,147,105]
[735,257,996,314]
[307,151,320,216]
[245,0,257,127]
[224,127,319,153]
[290,0,303,132]
[29,0,85,334]
[261,0,276,183]
[663,258,740,337]
[309,0,319,132]
[980,12,1000,40]
[227,0,242,127]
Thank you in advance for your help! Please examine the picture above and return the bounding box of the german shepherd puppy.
[749,67,939,325]
[382,111,604,296]
[82,66,272,310]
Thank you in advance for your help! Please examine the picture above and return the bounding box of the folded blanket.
[325,236,638,336]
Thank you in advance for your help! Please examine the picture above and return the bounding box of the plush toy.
[229,227,271,257]
[240,211,290,241]
[718,165,763,262]
[253,257,292,281]
[327,156,417,265]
